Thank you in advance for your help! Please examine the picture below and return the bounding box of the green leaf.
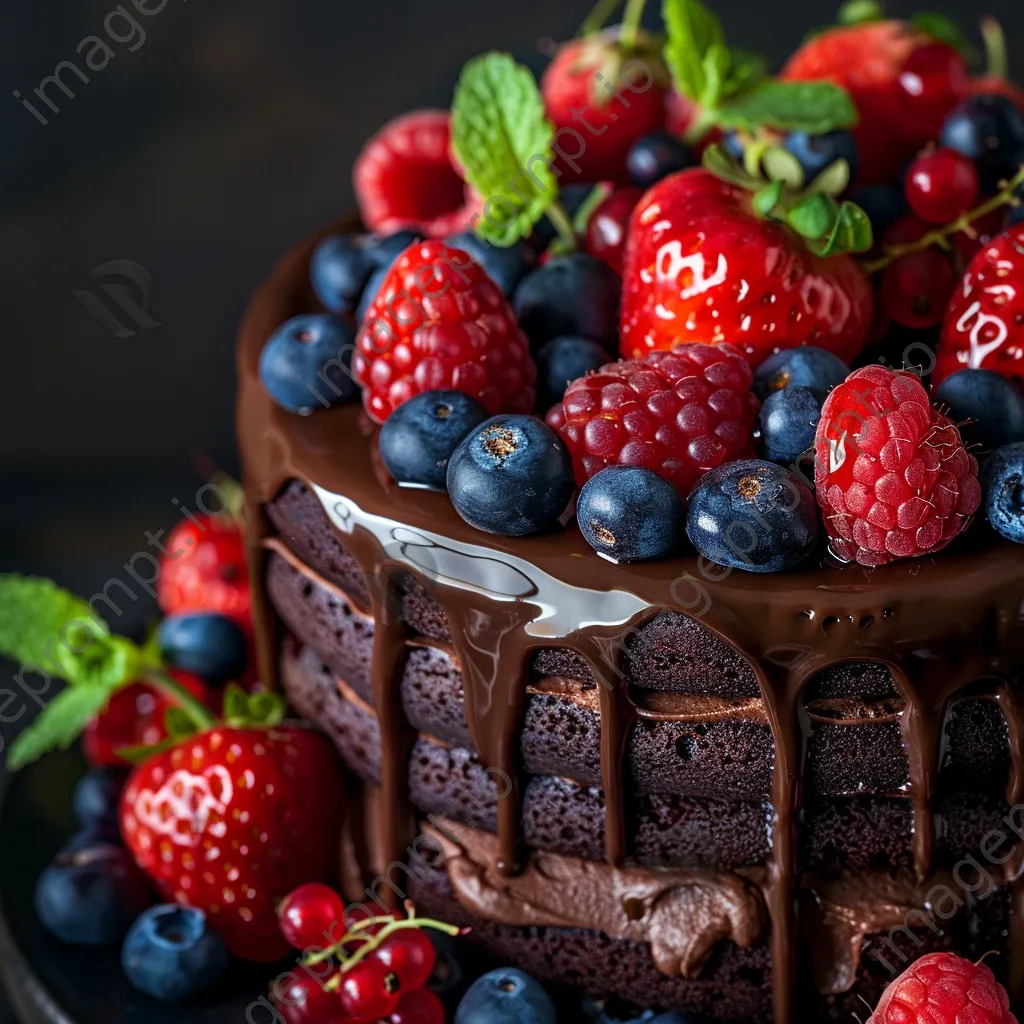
[115,738,179,765]
[806,158,852,198]
[808,200,874,256]
[838,0,884,26]
[223,682,249,726]
[572,183,614,235]
[221,682,287,729]
[451,53,558,247]
[911,13,978,63]
[752,181,784,217]
[787,193,840,240]
[662,0,727,105]
[7,685,113,770]
[701,143,761,189]
[717,80,859,134]
[762,146,806,190]
[724,48,769,97]
[165,705,199,741]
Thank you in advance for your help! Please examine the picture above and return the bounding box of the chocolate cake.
[238,226,1024,1022]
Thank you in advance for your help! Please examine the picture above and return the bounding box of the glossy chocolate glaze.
[237,223,1024,1022]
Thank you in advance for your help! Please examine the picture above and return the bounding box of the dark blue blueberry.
[752,346,850,401]
[73,767,128,835]
[939,94,1024,190]
[531,183,595,249]
[577,467,684,562]
[514,253,620,351]
[721,132,745,161]
[686,460,819,573]
[447,415,575,536]
[782,130,859,183]
[157,612,248,683]
[934,369,1024,452]
[379,389,489,490]
[446,232,535,297]
[62,828,120,854]
[582,1009,696,1024]
[984,442,1024,543]
[122,905,228,1002]
[427,929,472,1002]
[759,386,822,465]
[368,229,422,267]
[356,265,389,323]
[535,336,610,411]
[849,183,910,237]
[454,968,557,1024]
[627,132,693,190]
[259,313,358,414]
[310,231,422,317]
[35,842,150,946]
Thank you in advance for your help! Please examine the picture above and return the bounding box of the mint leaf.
[838,0,884,25]
[717,80,859,134]
[451,53,558,247]
[809,200,874,256]
[911,13,978,63]
[7,684,113,771]
[662,0,726,105]
[724,48,769,97]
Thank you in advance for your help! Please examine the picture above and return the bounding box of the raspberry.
[557,342,760,497]
[868,952,1017,1024]
[814,365,981,566]
[353,240,536,423]
[353,110,479,237]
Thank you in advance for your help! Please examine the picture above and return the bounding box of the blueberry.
[721,132,745,161]
[357,265,389,323]
[427,929,471,1002]
[454,968,557,1024]
[759,386,822,465]
[446,232,535,297]
[782,130,859,183]
[447,415,575,536]
[752,346,850,401]
[535,336,610,411]
[934,369,1024,452]
[73,767,128,835]
[259,313,358,414]
[531,183,595,249]
[686,460,819,573]
[582,1009,696,1024]
[379,390,489,490]
[35,842,150,946]
[984,442,1024,543]
[849,184,910,237]
[939,94,1024,190]
[368,229,423,267]
[627,132,693,190]
[157,612,248,683]
[577,467,684,562]
[122,905,228,1002]
[514,253,620,351]
[62,828,121,854]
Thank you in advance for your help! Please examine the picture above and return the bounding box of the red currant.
[278,883,347,950]
[338,960,401,1020]
[585,187,642,276]
[880,249,958,329]
[896,43,970,143]
[371,929,437,991]
[272,972,339,1024]
[389,987,446,1024]
[905,148,980,224]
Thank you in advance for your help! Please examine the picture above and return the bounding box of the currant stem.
[579,0,623,37]
[302,915,463,969]
[545,201,578,251]
[863,165,1024,275]
[619,0,648,52]
[144,671,216,731]
[981,17,1009,81]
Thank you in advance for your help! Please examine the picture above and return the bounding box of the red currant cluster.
[272,884,459,1024]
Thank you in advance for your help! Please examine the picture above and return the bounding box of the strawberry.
[935,224,1024,387]
[782,21,968,185]
[354,110,480,237]
[868,951,1017,1024]
[120,720,346,962]
[619,168,875,368]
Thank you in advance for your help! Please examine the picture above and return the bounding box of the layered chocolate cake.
[238,226,1024,1023]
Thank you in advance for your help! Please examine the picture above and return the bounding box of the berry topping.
[353,240,536,423]
[752,346,850,401]
[338,958,402,1020]
[904,147,980,225]
[814,365,981,566]
[584,186,643,277]
[557,342,760,498]
[879,248,957,329]
[447,415,575,537]
[867,951,1017,1024]
[354,109,477,237]
[535,336,612,412]
[455,967,557,1024]
[272,971,340,1024]
[157,612,248,684]
[122,905,229,1002]
[372,926,438,990]
[983,441,1024,544]
[933,369,1024,451]
[379,389,489,490]
[686,459,819,573]
[939,94,1024,191]
[576,465,685,563]
[444,231,535,297]
[759,386,822,466]
[277,882,347,952]
[626,132,693,190]
[259,314,359,415]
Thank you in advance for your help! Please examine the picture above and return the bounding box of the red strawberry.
[354,110,480,237]
[83,670,213,768]
[814,365,980,566]
[782,22,968,185]
[541,32,668,184]
[664,88,723,157]
[935,225,1024,387]
[868,951,1017,1024]
[557,342,759,497]
[585,185,643,276]
[353,239,536,423]
[619,168,874,367]
[120,724,345,962]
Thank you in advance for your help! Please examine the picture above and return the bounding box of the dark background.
[1,0,1023,1019]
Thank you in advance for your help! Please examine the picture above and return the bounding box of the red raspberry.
[353,110,479,237]
[868,951,1017,1024]
[814,365,981,567]
[353,240,536,423]
[557,342,759,497]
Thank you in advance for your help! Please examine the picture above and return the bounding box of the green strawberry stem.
[143,670,216,731]
[580,0,623,36]
[863,165,1024,275]
[620,0,649,51]
[545,201,579,250]
[981,17,1009,80]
